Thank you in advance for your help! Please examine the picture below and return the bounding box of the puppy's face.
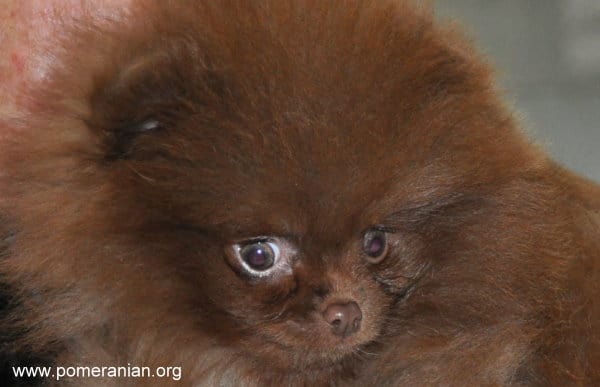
[83,42,443,368]
[4,1,528,373]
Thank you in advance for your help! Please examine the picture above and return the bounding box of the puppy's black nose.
[323,301,362,337]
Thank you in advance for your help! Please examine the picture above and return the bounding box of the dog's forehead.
[175,125,408,239]
[121,1,500,237]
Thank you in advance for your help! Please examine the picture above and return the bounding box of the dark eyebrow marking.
[382,192,485,229]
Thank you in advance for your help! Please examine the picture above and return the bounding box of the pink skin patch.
[0,0,133,153]
[0,0,131,121]
[10,51,25,75]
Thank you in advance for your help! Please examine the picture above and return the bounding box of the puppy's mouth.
[247,315,379,367]
[258,328,378,371]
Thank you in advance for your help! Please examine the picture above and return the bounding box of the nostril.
[322,301,362,337]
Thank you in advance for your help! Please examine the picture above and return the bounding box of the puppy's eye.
[363,229,388,263]
[138,119,161,132]
[226,237,294,279]
[239,241,278,271]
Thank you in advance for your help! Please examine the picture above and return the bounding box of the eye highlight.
[363,228,388,264]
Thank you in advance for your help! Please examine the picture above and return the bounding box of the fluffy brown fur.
[1,0,598,385]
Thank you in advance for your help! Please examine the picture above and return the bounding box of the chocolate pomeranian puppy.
[0,0,598,385]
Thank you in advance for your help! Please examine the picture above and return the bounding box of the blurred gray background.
[434,0,600,182]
